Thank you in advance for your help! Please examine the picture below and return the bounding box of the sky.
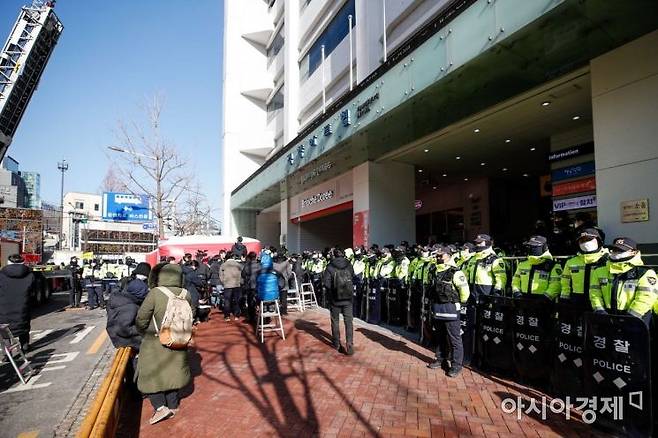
[0,0,224,218]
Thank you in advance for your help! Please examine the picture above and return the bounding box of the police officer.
[464,234,507,299]
[66,256,83,308]
[386,247,409,325]
[408,247,432,334]
[308,252,327,306]
[511,236,562,300]
[350,247,369,319]
[557,228,608,308]
[427,246,470,377]
[456,243,476,270]
[590,237,658,325]
[85,259,105,310]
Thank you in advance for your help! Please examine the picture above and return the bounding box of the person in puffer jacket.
[0,254,35,352]
[106,262,151,350]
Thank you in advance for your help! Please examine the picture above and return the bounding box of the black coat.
[106,290,142,350]
[0,264,34,338]
[231,242,247,258]
[209,261,221,286]
[242,260,261,290]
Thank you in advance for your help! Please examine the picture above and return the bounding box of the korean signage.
[289,171,353,219]
[552,176,596,197]
[553,194,597,211]
[551,161,595,182]
[356,92,380,118]
[620,199,649,223]
[102,192,152,222]
[548,142,594,162]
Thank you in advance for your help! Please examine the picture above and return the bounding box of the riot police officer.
[456,243,476,270]
[388,247,409,325]
[427,247,470,377]
[558,228,608,308]
[511,236,562,300]
[85,259,105,310]
[308,252,327,306]
[464,234,507,298]
[349,247,369,319]
[67,256,83,308]
[590,237,658,325]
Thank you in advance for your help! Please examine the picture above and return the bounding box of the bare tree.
[109,94,191,239]
[98,167,127,193]
[170,184,216,236]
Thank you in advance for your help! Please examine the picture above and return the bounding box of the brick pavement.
[137,309,600,437]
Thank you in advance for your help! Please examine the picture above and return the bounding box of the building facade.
[0,156,28,208]
[21,171,41,209]
[224,0,658,253]
[62,192,156,254]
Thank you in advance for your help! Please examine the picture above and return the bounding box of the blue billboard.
[551,161,595,182]
[102,192,152,222]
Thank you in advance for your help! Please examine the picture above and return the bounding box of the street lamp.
[107,146,163,239]
[57,159,68,250]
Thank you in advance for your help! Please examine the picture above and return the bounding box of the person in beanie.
[136,263,192,425]
[106,262,151,350]
[323,248,355,355]
[0,254,35,352]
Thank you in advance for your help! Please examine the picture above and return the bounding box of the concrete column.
[283,0,300,143]
[232,209,257,239]
[353,161,415,247]
[591,30,658,247]
[355,0,384,83]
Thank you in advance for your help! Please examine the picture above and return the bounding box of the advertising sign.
[102,192,152,222]
[552,161,596,182]
[553,194,597,211]
[552,176,596,196]
[620,199,649,223]
[548,142,594,162]
[289,171,353,219]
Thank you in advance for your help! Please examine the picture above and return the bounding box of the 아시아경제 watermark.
[500,392,644,424]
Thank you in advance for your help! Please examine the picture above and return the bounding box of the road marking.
[17,431,39,438]
[30,329,53,342]
[31,352,80,364]
[40,366,66,372]
[70,326,96,344]
[1,374,51,393]
[86,330,108,355]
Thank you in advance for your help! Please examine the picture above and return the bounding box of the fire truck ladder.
[0,1,63,160]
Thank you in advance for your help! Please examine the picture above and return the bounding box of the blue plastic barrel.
[257,271,279,301]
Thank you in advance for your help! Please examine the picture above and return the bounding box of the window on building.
[267,87,284,113]
[267,26,284,59]
[75,201,84,209]
[94,203,99,211]
[300,0,355,81]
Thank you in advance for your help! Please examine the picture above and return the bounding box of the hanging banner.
[551,161,596,182]
[553,194,597,211]
[552,176,596,197]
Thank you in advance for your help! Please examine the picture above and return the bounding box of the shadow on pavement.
[293,319,334,347]
[356,326,434,364]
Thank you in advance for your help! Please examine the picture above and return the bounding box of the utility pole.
[57,159,68,250]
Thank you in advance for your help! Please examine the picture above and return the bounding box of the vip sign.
[553,194,597,211]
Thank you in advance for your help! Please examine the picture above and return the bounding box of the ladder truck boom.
[0,1,63,160]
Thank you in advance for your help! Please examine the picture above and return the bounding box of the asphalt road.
[0,291,114,438]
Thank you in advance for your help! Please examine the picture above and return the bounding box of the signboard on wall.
[552,176,596,197]
[551,161,595,182]
[553,194,597,211]
[102,192,152,222]
[548,142,594,162]
[620,199,649,223]
[289,171,353,219]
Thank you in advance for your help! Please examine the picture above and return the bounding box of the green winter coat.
[135,263,192,394]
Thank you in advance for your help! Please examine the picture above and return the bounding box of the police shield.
[386,279,404,326]
[550,304,586,397]
[584,312,652,437]
[406,281,422,332]
[460,299,477,366]
[352,278,365,319]
[512,298,553,382]
[477,295,513,373]
[366,279,383,324]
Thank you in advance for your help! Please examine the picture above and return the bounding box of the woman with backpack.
[323,248,355,355]
[135,263,193,425]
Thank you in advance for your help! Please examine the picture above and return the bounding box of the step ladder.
[0,324,34,385]
[287,272,304,312]
[257,300,286,343]
[300,282,318,310]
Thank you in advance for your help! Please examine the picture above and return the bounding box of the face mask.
[421,251,429,258]
[475,243,490,252]
[528,246,544,257]
[579,239,599,254]
[610,251,634,262]
[136,274,147,281]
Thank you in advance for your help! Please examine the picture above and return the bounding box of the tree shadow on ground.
[293,319,334,347]
[356,326,434,363]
